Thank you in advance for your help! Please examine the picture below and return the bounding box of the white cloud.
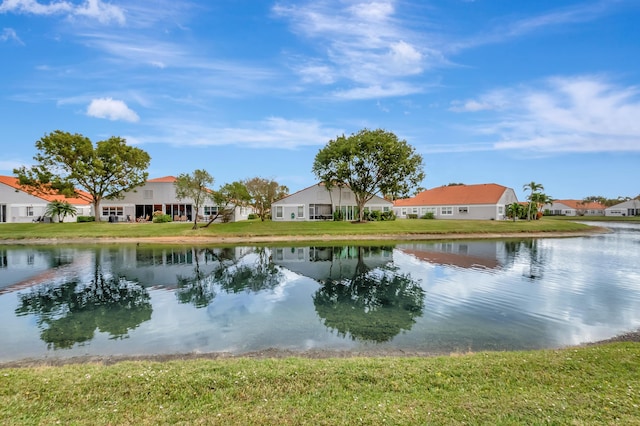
[0,0,125,24]
[273,1,435,99]
[458,76,640,153]
[137,117,342,149]
[86,97,140,122]
[1,27,23,43]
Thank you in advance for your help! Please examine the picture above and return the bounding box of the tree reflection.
[312,247,425,342]
[175,247,283,308]
[214,247,283,294]
[16,267,152,349]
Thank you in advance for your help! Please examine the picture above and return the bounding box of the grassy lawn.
[1,343,638,425]
[0,218,598,241]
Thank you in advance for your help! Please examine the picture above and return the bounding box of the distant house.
[604,199,640,217]
[0,175,92,223]
[271,183,393,221]
[100,176,253,223]
[393,183,518,220]
[543,200,606,216]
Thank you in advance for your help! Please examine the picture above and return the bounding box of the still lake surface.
[1,222,639,362]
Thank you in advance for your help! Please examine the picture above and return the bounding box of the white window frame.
[458,206,468,214]
[275,206,283,219]
[297,205,304,218]
[26,206,34,217]
[441,206,453,215]
[102,206,124,216]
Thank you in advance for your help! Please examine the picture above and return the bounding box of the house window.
[498,206,504,214]
[26,206,34,217]
[412,207,418,214]
[458,207,468,214]
[204,206,219,216]
[383,206,390,212]
[401,208,407,216]
[297,205,304,218]
[102,206,124,216]
[143,190,153,199]
[275,206,283,219]
[441,207,453,215]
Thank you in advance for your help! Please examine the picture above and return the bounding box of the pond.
[1,222,639,363]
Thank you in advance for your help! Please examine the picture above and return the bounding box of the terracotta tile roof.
[394,183,510,207]
[552,200,606,210]
[0,175,92,204]
[147,176,177,183]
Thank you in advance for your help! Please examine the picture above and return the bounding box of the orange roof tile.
[394,183,509,207]
[552,200,606,210]
[147,176,177,183]
[0,175,92,204]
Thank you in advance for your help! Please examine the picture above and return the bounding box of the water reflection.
[1,223,639,361]
[15,257,151,349]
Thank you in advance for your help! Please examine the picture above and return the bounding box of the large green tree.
[14,130,150,222]
[244,177,288,221]
[174,169,215,230]
[312,128,425,222]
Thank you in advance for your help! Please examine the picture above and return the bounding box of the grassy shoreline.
[2,343,639,424]
[0,218,610,245]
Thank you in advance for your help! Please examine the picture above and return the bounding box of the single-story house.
[0,175,92,223]
[100,176,253,223]
[271,183,393,221]
[604,199,640,217]
[393,183,518,220]
[543,200,606,216]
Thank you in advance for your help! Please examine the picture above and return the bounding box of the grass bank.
[0,218,597,242]
[2,343,639,425]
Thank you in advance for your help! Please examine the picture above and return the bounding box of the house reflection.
[396,240,521,271]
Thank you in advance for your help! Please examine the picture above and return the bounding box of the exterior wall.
[0,183,89,223]
[100,180,252,223]
[272,184,393,221]
[394,188,517,220]
[544,202,605,216]
[605,200,640,217]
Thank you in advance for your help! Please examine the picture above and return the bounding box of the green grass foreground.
[1,344,639,425]
[0,218,597,242]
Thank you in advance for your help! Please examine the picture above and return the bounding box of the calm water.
[1,222,639,362]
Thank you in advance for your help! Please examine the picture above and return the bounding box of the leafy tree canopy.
[312,128,425,222]
[174,169,215,229]
[202,181,252,227]
[14,130,151,222]
[244,177,288,221]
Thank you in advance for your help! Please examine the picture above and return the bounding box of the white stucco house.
[271,183,393,221]
[393,183,518,220]
[542,200,606,216]
[0,175,92,223]
[605,199,640,217]
[100,176,253,223]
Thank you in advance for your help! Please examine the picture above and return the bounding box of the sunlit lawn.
[0,218,597,241]
[1,343,639,425]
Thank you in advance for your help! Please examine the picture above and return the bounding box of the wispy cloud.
[451,0,623,51]
[0,0,125,24]
[136,117,343,149]
[87,97,139,122]
[273,1,437,99]
[0,27,22,43]
[453,75,640,153]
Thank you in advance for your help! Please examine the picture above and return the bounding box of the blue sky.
[1,0,639,201]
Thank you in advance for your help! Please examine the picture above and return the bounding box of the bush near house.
[76,216,95,222]
[422,212,435,219]
[152,214,173,223]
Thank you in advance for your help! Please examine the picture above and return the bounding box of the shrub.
[77,216,95,222]
[381,211,396,221]
[407,213,419,219]
[152,214,173,223]
[247,213,258,220]
[421,212,435,219]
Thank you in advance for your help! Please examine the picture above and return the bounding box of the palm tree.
[523,181,544,221]
[45,200,77,223]
[506,202,523,221]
